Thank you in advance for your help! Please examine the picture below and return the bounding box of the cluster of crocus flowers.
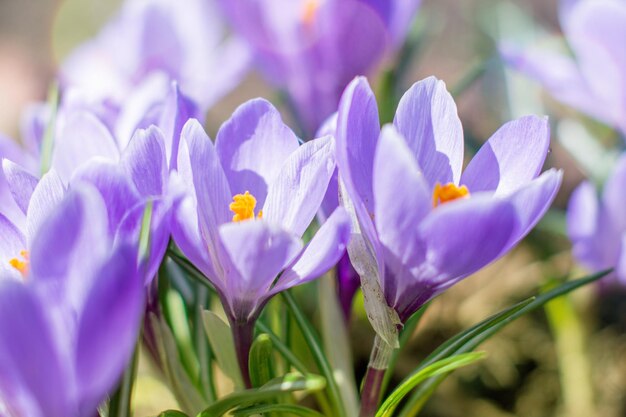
[501,0,626,135]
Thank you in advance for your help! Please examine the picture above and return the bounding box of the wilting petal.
[461,116,551,196]
[216,99,299,207]
[0,280,70,417]
[500,43,610,125]
[122,126,167,197]
[373,125,430,295]
[419,196,517,287]
[29,185,110,310]
[51,111,120,182]
[335,76,380,216]
[218,220,302,321]
[504,169,562,251]
[272,207,350,294]
[72,160,140,235]
[263,135,335,236]
[393,76,464,186]
[2,160,38,215]
[75,243,144,414]
[26,170,66,245]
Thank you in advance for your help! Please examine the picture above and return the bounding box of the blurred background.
[2,0,624,416]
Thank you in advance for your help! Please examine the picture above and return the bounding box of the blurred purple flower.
[219,0,421,134]
[172,98,350,385]
[501,0,626,135]
[568,154,626,285]
[0,186,144,417]
[335,76,561,343]
[60,0,250,114]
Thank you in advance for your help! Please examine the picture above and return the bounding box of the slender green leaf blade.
[202,310,244,388]
[158,411,189,417]
[233,403,326,417]
[249,333,275,387]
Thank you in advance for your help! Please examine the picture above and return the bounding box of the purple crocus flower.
[0,186,144,417]
[172,98,351,386]
[335,76,562,345]
[219,0,421,134]
[568,154,626,285]
[501,0,626,135]
[60,0,250,114]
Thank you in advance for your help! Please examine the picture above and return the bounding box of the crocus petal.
[335,76,380,217]
[373,125,430,296]
[158,82,199,169]
[0,213,26,280]
[504,169,563,252]
[272,207,350,294]
[461,116,551,196]
[393,76,464,186]
[51,111,120,182]
[216,98,299,207]
[72,160,141,236]
[26,170,66,245]
[0,280,70,417]
[263,135,335,237]
[75,243,144,414]
[418,196,517,287]
[500,43,611,125]
[218,220,302,321]
[29,185,110,311]
[601,154,626,232]
[2,160,38,215]
[183,119,233,265]
[122,126,167,197]
[567,180,598,243]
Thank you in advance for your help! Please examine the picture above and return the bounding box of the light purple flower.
[172,98,350,385]
[219,0,421,134]
[60,0,250,114]
[501,0,626,135]
[0,186,144,417]
[567,154,626,285]
[335,76,562,343]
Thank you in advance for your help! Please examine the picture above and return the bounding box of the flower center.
[432,182,470,207]
[9,250,29,278]
[229,191,263,222]
[301,0,320,26]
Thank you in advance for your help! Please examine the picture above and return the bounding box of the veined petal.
[461,116,551,196]
[335,76,380,217]
[0,280,70,417]
[216,98,299,207]
[373,125,430,295]
[418,196,517,287]
[158,82,199,170]
[122,126,168,197]
[71,159,141,236]
[263,135,336,237]
[2,160,38,215]
[0,213,26,281]
[504,169,562,252]
[26,170,66,246]
[218,220,302,322]
[75,243,144,414]
[272,207,350,294]
[393,76,463,186]
[51,111,120,182]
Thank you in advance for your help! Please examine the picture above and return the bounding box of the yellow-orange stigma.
[301,0,320,26]
[9,250,29,278]
[229,191,263,222]
[432,182,470,207]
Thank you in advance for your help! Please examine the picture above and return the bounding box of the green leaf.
[375,352,486,417]
[196,373,326,417]
[202,310,245,388]
[108,342,140,417]
[249,333,275,387]
[396,269,611,416]
[137,200,153,263]
[282,291,347,417]
[233,403,326,417]
[158,411,190,417]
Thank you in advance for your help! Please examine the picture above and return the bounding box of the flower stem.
[232,320,255,389]
[359,335,395,417]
